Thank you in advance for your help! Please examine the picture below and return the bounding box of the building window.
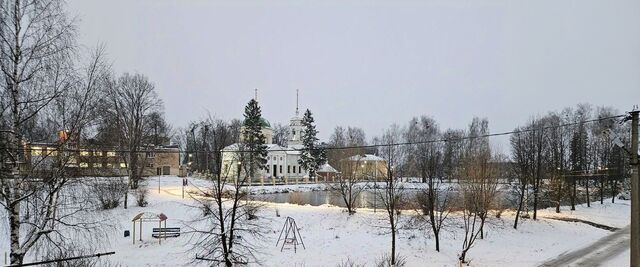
[120,162,127,168]
[146,152,155,158]
[107,151,116,157]
[106,163,113,168]
[279,165,282,174]
[280,157,283,161]
[287,165,291,173]
[47,148,57,156]
[147,162,154,168]
[31,146,43,156]
[80,162,88,168]
[80,150,90,156]
[94,162,103,168]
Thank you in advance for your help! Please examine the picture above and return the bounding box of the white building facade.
[221,109,320,184]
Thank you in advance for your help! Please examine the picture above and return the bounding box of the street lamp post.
[630,111,639,267]
[373,161,377,213]
[236,161,241,185]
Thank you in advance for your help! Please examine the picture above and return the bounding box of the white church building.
[221,101,332,184]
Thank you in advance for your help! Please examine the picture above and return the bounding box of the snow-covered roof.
[222,143,240,151]
[318,163,338,173]
[266,144,286,151]
[223,143,305,155]
[287,144,304,150]
[345,154,386,162]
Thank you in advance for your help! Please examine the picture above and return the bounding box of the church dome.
[260,118,271,128]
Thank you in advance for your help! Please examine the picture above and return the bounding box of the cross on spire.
[254,88,258,101]
[296,89,299,116]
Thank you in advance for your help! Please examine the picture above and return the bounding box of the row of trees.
[0,1,169,264]
[326,104,629,265]
[368,117,506,265]
[510,104,630,228]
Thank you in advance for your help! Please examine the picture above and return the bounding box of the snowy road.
[539,225,630,267]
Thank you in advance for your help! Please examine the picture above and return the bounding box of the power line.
[7,114,628,154]
[200,113,627,153]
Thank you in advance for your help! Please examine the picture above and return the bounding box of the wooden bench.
[152,227,181,238]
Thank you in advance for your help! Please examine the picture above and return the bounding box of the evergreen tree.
[298,109,327,179]
[242,99,268,180]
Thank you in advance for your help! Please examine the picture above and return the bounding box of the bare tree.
[327,126,366,170]
[1,28,109,267]
[0,1,97,264]
[147,110,172,147]
[189,120,265,267]
[511,128,532,229]
[442,129,465,182]
[545,110,571,214]
[458,120,499,264]
[376,124,405,266]
[591,106,619,204]
[105,72,162,194]
[414,180,452,253]
[328,149,367,214]
[272,123,289,147]
[405,116,449,251]
[510,117,547,226]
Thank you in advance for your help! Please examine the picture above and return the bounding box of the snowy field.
[1,175,631,267]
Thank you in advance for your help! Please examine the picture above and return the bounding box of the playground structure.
[276,217,306,252]
[131,212,170,245]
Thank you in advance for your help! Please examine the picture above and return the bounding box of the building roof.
[318,163,338,173]
[346,154,386,162]
[223,143,303,154]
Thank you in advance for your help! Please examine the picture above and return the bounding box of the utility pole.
[631,110,639,267]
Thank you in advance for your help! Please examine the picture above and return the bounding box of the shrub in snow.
[135,184,149,207]
[244,202,260,220]
[374,253,406,267]
[200,200,213,216]
[92,178,127,210]
[336,258,364,267]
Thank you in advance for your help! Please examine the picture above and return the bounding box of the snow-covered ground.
[603,248,630,266]
[1,175,631,266]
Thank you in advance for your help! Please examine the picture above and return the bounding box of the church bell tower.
[288,89,304,146]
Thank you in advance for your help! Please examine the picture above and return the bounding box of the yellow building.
[341,154,388,181]
[24,143,179,177]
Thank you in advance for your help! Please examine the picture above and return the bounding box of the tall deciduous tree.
[405,116,447,251]
[106,73,162,193]
[0,0,90,264]
[327,126,366,173]
[272,123,289,147]
[376,124,405,266]
[190,120,264,267]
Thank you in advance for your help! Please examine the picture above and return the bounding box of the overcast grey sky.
[68,0,640,144]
